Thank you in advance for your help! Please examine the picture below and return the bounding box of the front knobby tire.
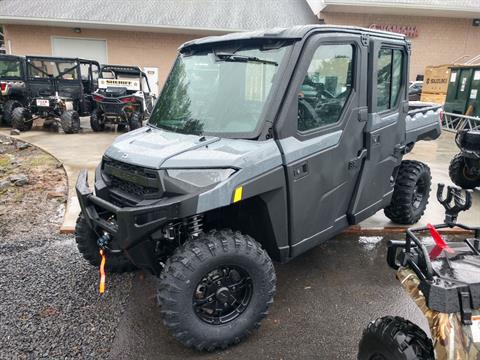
[60,110,80,134]
[75,214,136,273]
[384,160,431,225]
[449,153,480,189]
[358,316,434,360]
[157,229,276,352]
[2,99,22,126]
[11,107,33,132]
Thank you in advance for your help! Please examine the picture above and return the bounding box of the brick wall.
[3,24,197,86]
[320,12,480,80]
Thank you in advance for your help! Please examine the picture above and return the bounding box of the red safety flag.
[427,223,455,259]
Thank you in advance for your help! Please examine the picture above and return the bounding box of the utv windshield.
[0,59,22,79]
[149,42,291,137]
[27,60,78,80]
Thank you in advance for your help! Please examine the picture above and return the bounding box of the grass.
[23,154,57,167]
[0,155,10,168]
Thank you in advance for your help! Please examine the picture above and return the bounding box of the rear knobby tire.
[11,107,33,132]
[90,108,105,132]
[358,316,434,360]
[384,160,431,225]
[129,111,142,131]
[60,110,80,134]
[157,229,276,352]
[75,214,136,273]
[2,99,22,126]
[449,153,480,189]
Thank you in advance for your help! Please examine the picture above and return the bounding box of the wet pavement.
[107,233,431,360]
[361,131,480,230]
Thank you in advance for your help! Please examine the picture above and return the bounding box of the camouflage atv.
[358,184,480,360]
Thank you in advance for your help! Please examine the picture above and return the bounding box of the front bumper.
[75,169,198,273]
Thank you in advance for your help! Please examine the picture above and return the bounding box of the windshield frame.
[149,40,295,140]
[0,56,25,81]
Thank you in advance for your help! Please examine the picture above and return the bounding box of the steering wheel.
[298,98,318,131]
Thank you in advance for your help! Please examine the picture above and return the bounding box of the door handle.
[293,161,309,180]
[348,149,367,170]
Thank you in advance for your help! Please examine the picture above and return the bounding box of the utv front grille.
[102,157,163,202]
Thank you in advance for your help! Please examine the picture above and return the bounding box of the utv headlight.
[166,168,236,188]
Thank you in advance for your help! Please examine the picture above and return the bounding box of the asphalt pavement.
[1,231,435,360]
[108,233,430,360]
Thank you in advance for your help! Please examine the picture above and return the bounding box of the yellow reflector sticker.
[233,186,243,203]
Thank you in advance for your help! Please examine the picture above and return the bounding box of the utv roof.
[0,54,24,60]
[180,25,406,52]
[25,55,97,64]
[101,65,145,76]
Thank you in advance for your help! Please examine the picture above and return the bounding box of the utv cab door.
[276,33,368,257]
[79,60,100,115]
[26,58,56,99]
[348,39,408,223]
[55,60,83,101]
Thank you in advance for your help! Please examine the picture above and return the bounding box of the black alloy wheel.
[193,265,253,325]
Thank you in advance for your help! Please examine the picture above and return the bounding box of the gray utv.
[75,25,442,351]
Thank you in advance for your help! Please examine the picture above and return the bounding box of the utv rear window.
[28,60,78,80]
[377,48,403,112]
[0,59,22,78]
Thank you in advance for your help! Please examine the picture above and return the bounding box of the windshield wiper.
[215,52,278,66]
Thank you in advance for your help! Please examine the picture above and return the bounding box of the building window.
[377,48,403,112]
[298,44,353,132]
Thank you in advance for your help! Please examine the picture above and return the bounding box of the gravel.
[0,135,135,359]
[0,234,134,359]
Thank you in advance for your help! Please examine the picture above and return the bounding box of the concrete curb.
[342,225,473,235]
[58,224,475,235]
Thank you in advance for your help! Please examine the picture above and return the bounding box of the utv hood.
[104,126,282,170]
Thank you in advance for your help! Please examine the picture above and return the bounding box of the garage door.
[52,37,107,64]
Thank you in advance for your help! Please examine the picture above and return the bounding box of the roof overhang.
[320,1,480,18]
[0,16,238,35]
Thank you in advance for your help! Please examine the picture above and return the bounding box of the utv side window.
[298,44,353,132]
[80,63,91,81]
[377,48,403,112]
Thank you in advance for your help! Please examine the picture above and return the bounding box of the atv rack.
[387,184,480,325]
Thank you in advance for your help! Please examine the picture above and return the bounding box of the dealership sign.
[369,24,418,38]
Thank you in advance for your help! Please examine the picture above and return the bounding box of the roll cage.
[99,65,151,93]
[25,56,100,93]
